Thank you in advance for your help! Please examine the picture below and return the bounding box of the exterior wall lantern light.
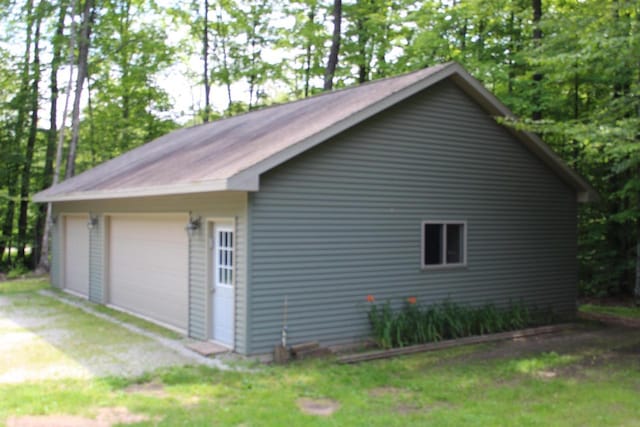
[185,212,201,238]
[87,214,98,230]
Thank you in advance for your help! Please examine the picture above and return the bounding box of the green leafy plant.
[366,297,556,349]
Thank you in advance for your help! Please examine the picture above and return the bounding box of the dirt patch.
[436,324,640,367]
[579,311,640,328]
[535,370,557,379]
[615,342,640,355]
[95,407,152,425]
[297,397,341,416]
[369,386,405,397]
[179,395,202,408]
[394,403,423,414]
[7,406,152,427]
[554,347,640,379]
[124,381,168,397]
[394,401,452,415]
[7,415,94,427]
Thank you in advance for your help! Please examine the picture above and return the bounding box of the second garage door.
[108,214,189,332]
[64,214,89,297]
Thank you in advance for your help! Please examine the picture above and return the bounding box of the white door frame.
[207,218,236,348]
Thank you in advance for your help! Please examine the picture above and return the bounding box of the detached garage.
[34,62,597,356]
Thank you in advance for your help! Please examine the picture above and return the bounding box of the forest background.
[0,0,638,299]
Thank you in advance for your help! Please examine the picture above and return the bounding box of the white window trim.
[421,220,467,270]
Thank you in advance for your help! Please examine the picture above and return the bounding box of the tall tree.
[531,0,543,120]
[203,0,211,122]
[37,0,70,272]
[213,1,234,109]
[324,0,341,90]
[16,0,43,264]
[65,0,95,179]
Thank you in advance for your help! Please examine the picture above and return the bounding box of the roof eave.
[32,177,257,203]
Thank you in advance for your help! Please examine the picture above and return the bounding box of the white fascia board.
[32,179,234,202]
[226,174,260,191]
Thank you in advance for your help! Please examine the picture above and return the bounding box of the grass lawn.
[580,303,640,319]
[0,278,50,294]
[1,279,639,426]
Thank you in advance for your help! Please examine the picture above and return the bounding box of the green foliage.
[5,262,29,279]
[76,0,179,172]
[367,298,553,349]
[0,277,49,294]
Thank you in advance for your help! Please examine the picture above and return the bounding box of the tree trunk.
[247,16,259,110]
[38,0,77,273]
[356,13,368,84]
[323,0,341,91]
[203,0,211,122]
[17,4,43,266]
[36,0,67,271]
[215,6,232,110]
[532,0,543,121]
[117,0,131,151]
[65,0,95,179]
[303,8,315,98]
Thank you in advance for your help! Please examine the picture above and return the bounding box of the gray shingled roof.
[33,62,597,203]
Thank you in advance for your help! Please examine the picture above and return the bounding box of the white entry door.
[211,222,234,347]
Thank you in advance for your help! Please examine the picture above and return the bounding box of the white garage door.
[109,214,189,332]
[64,215,89,297]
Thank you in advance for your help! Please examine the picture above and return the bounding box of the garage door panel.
[109,215,188,331]
[64,215,89,297]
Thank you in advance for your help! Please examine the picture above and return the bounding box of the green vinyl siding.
[49,212,61,289]
[246,80,578,355]
[88,215,104,303]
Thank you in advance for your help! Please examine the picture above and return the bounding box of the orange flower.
[407,296,417,305]
[366,294,375,303]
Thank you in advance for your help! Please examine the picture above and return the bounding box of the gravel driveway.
[0,290,227,384]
